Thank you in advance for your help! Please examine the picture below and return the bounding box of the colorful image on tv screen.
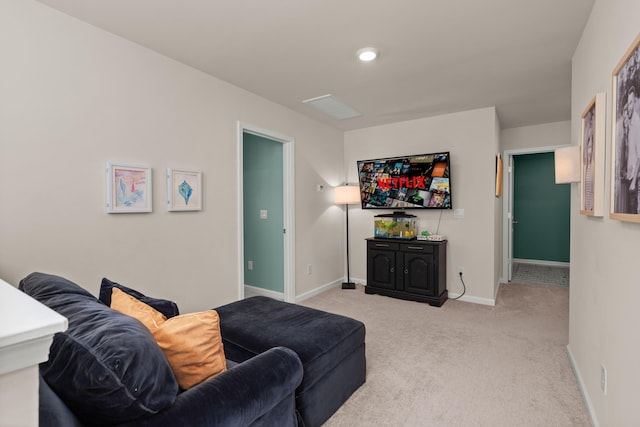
[357,153,451,209]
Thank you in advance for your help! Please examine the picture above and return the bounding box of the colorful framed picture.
[580,92,606,217]
[610,33,640,222]
[167,169,202,211]
[106,163,152,213]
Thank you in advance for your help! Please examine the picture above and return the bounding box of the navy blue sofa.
[20,273,303,427]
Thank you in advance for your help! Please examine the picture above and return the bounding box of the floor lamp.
[334,184,361,289]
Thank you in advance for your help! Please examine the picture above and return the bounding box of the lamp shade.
[334,185,360,205]
[554,146,580,184]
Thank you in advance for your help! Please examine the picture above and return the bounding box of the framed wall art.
[167,169,202,211]
[610,33,640,222]
[106,163,152,213]
[580,92,606,217]
[495,153,503,197]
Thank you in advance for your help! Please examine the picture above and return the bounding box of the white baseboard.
[295,278,345,303]
[247,277,367,304]
[359,276,496,306]
[244,285,284,301]
[513,258,570,268]
[566,345,599,427]
[447,292,496,306]
[440,276,498,306]
[293,276,497,307]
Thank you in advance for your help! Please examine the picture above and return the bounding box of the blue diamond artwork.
[178,180,193,205]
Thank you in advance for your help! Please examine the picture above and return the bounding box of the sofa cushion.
[99,277,180,318]
[20,273,179,425]
[112,288,227,390]
[111,287,167,330]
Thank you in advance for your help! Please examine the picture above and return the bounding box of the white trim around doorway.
[237,122,295,303]
[501,145,572,284]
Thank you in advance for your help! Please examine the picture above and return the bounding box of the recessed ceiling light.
[357,47,378,62]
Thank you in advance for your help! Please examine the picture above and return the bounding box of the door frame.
[237,122,295,303]
[501,144,570,282]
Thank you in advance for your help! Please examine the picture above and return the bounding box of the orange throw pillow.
[111,287,167,330]
[153,311,226,389]
[111,288,227,389]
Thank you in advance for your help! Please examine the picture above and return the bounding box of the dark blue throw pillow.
[20,273,179,425]
[99,277,180,318]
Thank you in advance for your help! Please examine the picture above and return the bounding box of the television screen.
[357,152,452,209]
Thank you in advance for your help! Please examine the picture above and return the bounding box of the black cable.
[450,271,466,300]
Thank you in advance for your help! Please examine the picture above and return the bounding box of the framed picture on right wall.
[610,32,640,222]
[580,92,606,217]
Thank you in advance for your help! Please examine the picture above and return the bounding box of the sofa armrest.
[121,346,303,427]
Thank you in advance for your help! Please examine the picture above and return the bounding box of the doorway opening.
[501,146,572,286]
[237,122,295,303]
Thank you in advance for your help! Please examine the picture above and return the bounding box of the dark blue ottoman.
[216,296,366,427]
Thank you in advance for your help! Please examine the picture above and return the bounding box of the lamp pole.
[334,184,359,290]
[343,200,355,289]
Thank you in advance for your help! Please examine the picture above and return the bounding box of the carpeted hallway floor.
[300,282,590,426]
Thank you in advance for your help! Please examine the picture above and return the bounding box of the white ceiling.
[36,0,595,131]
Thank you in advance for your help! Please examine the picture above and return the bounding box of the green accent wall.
[243,133,284,292]
[513,152,570,263]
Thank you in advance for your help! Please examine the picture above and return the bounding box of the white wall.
[501,121,571,152]
[344,107,500,304]
[569,0,640,425]
[0,0,345,311]
[493,114,503,300]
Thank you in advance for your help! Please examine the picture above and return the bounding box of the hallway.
[511,262,569,288]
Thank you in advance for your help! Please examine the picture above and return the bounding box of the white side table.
[0,279,67,427]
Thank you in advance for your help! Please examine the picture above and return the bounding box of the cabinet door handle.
[407,246,423,250]
[375,244,390,247]
[390,267,395,272]
[404,269,409,274]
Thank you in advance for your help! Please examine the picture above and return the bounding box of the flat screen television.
[357,152,452,209]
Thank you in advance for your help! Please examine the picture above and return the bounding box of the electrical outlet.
[457,266,464,275]
[307,264,312,275]
[601,364,607,394]
[248,260,253,271]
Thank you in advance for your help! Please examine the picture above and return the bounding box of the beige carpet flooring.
[300,283,591,427]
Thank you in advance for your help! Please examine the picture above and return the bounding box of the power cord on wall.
[435,209,443,235]
[450,271,466,300]
[433,208,465,300]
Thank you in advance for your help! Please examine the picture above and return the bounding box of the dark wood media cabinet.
[365,238,447,307]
